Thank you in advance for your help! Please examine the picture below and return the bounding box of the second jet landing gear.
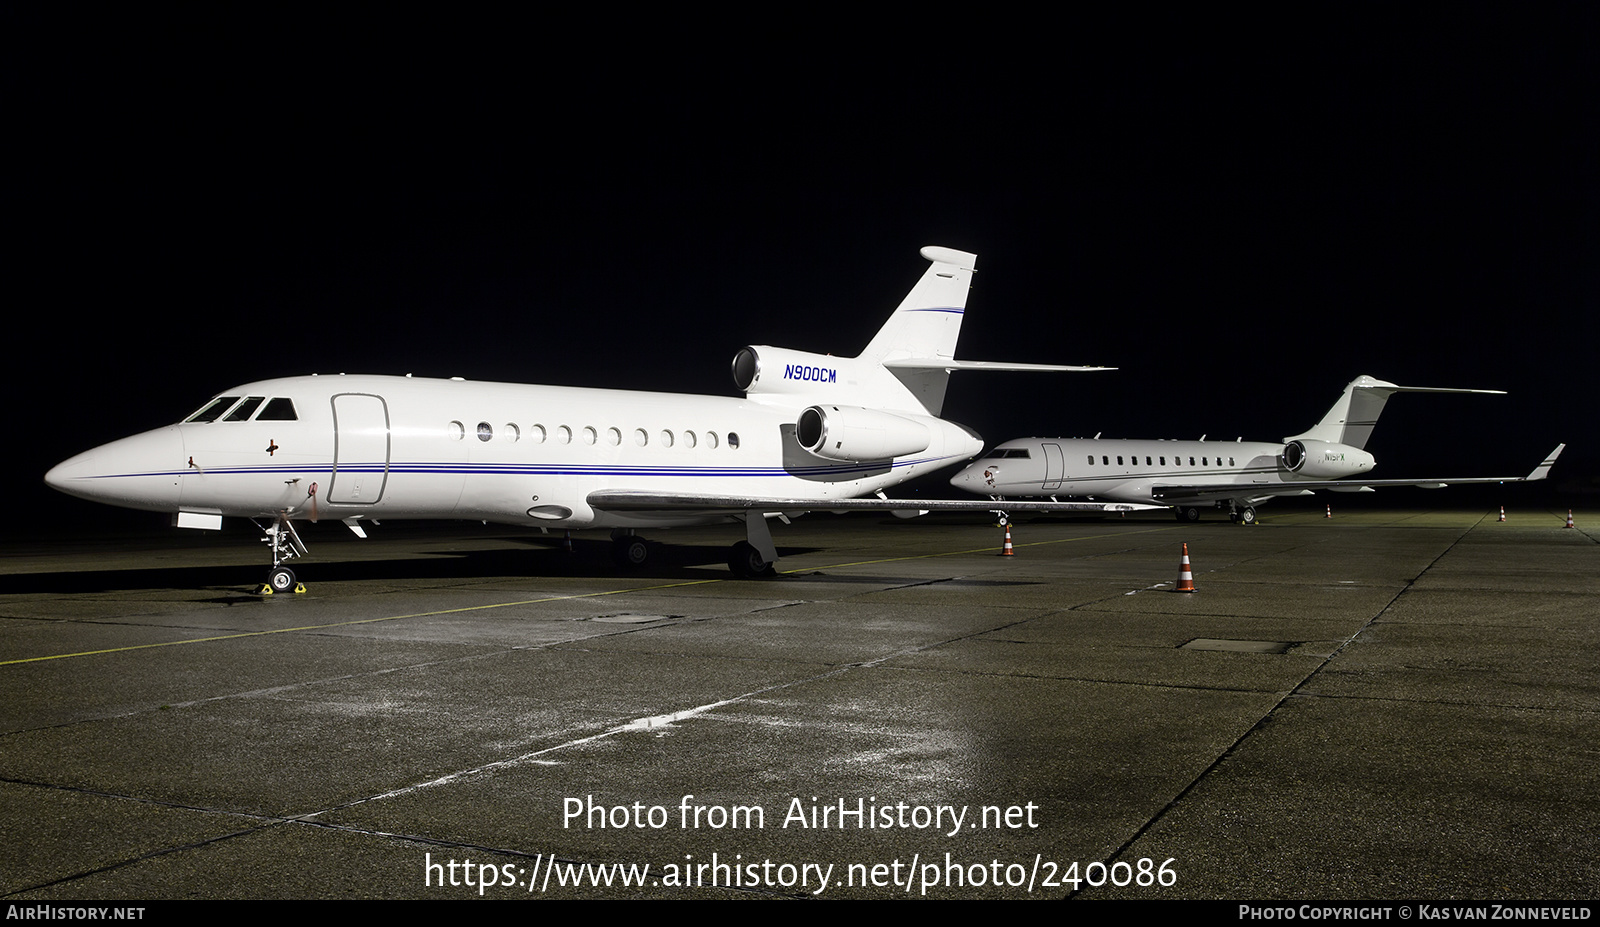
[1173,502,1258,525]
[255,514,308,594]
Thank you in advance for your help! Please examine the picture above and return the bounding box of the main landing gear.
[609,513,780,578]
[255,514,308,594]
[610,531,650,568]
[727,540,776,578]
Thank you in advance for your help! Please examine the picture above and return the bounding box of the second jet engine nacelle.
[797,404,931,462]
[1281,439,1375,479]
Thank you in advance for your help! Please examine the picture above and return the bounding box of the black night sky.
[10,8,1598,531]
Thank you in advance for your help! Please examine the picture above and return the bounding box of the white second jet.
[950,375,1563,524]
[46,246,1155,591]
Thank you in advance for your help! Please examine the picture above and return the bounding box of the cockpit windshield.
[182,396,298,423]
[184,397,241,423]
[984,448,1032,460]
[223,397,265,421]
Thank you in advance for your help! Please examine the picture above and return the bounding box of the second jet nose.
[949,461,986,491]
[44,427,188,511]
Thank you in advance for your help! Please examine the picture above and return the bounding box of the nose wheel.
[265,565,303,594]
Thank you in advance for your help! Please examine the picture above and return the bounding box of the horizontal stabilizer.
[886,359,1116,373]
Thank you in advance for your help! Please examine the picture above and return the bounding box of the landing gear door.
[1042,442,1063,491]
[329,393,390,504]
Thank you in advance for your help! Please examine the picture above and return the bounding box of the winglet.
[1526,444,1565,481]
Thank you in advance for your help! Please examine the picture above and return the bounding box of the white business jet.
[950,375,1564,524]
[46,246,1153,591]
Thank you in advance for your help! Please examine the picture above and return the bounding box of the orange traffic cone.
[1325,504,1332,519]
[1499,506,1506,522]
[999,523,1015,556]
[1565,510,1575,529]
[1174,543,1196,593]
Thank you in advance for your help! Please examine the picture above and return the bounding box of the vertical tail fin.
[861,246,978,362]
[860,246,977,415]
[1286,375,1507,448]
[736,246,1106,417]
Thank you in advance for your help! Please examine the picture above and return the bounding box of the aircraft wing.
[1151,444,1565,506]
[587,490,1160,516]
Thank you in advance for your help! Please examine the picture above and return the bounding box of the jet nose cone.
[45,428,186,511]
[44,449,99,496]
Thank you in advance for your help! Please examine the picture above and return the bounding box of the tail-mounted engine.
[733,346,859,398]
[1281,439,1375,479]
[797,404,931,462]
[733,345,913,404]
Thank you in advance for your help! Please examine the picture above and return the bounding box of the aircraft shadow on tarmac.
[1,530,1058,595]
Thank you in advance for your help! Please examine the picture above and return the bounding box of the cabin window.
[477,422,493,442]
[582,426,597,445]
[1145,456,1152,466]
[1160,456,1166,466]
[728,432,740,449]
[530,424,546,443]
[556,425,571,445]
[706,432,720,449]
[224,397,266,421]
[185,397,241,423]
[1229,457,1235,467]
[257,398,298,421]
[607,427,622,446]
[634,428,648,447]
[661,430,674,448]
[1102,455,1109,465]
[1086,455,1094,465]
[448,421,465,440]
[505,424,520,442]
[684,431,697,448]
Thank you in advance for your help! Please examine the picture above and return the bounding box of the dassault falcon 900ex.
[950,375,1563,525]
[46,246,1154,592]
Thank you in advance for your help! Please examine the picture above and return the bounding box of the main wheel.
[611,537,649,568]
[727,541,775,578]
[1239,507,1257,526]
[267,566,297,593]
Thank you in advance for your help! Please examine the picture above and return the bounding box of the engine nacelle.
[796,404,931,462]
[732,346,855,397]
[1281,439,1375,479]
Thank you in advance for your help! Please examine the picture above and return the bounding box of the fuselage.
[950,437,1374,504]
[46,373,983,530]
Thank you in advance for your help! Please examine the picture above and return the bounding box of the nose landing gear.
[255,514,308,594]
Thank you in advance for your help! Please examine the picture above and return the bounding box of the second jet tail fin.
[1286,375,1507,449]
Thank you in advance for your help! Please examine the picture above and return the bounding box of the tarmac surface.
[1,505,1596,900]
